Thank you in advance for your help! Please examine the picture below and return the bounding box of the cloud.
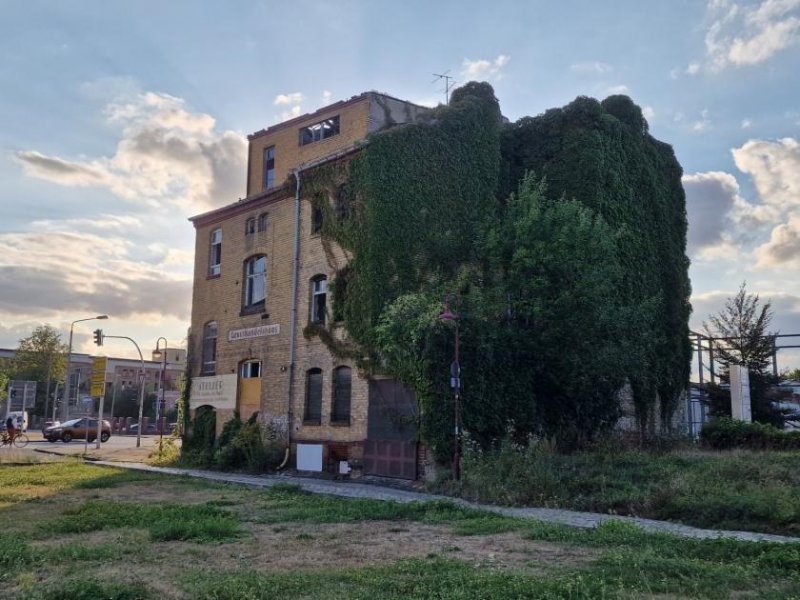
[741,118,753,128]
[687,62,702,75]
[274,92,304,106]
[642,106,655,120]
[605,84,630,95]
[754,215,800,267]
[704,0,800,70]
[0,230,192,321]
[732,137,800,215]
[15,91,247,213]
[461,55,510,80]
[683,171,742,255]
[692,109,712,132]
[322,90,332,105]
[570,61,612,74]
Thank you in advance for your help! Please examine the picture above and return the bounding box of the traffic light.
[93,329,104,346]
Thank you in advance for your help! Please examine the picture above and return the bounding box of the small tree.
[703,283,785,426]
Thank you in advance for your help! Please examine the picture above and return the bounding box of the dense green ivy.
[308,83,691,454]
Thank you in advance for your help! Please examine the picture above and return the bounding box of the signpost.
[89,357,107,451]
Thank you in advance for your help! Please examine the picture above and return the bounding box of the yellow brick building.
[189,92,429,478]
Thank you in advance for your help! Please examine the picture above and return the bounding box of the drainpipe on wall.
[284,168,303,463]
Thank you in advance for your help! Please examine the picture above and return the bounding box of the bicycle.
[0,431,29,448]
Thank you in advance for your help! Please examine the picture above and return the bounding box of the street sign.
[90,357,108,398]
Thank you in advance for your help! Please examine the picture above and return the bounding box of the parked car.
[43,418,111,443]
[128,422,157,434]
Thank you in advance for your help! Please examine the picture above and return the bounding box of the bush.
[700,417,800,450]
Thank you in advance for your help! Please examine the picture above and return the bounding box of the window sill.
[330,420,351,427]
[240,302,266,317]
[302,420,322,426]
[206,274,220,281]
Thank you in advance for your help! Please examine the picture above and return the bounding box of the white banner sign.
[228,324,280,342]
[190,374,237,410]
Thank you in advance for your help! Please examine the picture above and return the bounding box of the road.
[2,431,168,462]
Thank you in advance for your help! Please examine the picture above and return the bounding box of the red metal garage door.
[363,440,417,480]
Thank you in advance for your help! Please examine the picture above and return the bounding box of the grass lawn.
[1,461,800,599]
[442,446,800,536]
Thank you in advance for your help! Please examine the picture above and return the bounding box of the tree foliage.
[11,325,67,416]
[308,83,691,453]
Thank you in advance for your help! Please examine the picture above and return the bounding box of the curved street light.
[63,315,108,421]
[153,337,168,443]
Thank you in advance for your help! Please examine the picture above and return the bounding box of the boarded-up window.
[304,368,323,424]
[331,367,351,424]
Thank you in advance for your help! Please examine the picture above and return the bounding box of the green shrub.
[700,417,800,450]
[213,413,285,473]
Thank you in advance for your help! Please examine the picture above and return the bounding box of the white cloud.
[605,84,630,95]
[754,215,800,267]
[732,137,800,215]
[670,67,682,79]
[741,118,753,128]
[274,92,304,106]
[704,0,800,70]
[692,109,712,132]
[570,61,612,74]
[687,62,702,75]
[322,90,332,105]
[642,106,656,120]
[15,91,247,213]
[461,54,510,80]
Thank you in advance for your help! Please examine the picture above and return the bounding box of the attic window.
[299,115,340,146]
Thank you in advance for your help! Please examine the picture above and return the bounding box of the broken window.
[299,115,340,146]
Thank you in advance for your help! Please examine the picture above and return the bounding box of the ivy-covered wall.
[306,82,691,456]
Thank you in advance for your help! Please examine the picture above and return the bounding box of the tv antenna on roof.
[432,71,457,104]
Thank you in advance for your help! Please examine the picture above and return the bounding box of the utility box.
[730,365,752,422]
[296,443,323,472]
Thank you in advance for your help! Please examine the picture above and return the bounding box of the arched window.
[331,367,352,424]
[208,229,222,277]
[245,217,256,235]
[201,321,218,375]
[310,275,327,325]
[304,368,323,424]
[243,255,267,308]
[258,212,268,232]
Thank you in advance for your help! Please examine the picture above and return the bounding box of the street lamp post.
[438,295,461,481]
[103,335,146,448]
[153,337,168,444]
[63,315,108,422]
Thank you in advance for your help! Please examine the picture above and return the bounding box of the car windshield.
[61,419,82,426]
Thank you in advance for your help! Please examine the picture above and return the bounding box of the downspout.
[282,168,302,468]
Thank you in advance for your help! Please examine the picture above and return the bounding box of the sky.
[1,0,799,374]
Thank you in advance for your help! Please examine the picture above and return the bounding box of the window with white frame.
[244,255,267,308]
[201,321,218,375]
[310,275,327,325]
[208,229,222,277]
[240,360,261,378]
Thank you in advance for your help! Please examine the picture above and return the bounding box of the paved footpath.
[92,460,800,544]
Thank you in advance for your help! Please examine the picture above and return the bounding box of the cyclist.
[5,416,15,443]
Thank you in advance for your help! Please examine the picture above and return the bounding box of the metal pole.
[453,320,461,482]
[697,334,704,384]
[62,315,108,422]
[103,335,146,448]
[51,382,60,422]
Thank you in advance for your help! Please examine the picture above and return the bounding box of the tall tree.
[703,283,784,426]
[12,325,67,416]
[704,283,775,376]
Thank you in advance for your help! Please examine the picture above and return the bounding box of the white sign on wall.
[228,324,280,342]
[730,365,752,423]
[190,374,237,410]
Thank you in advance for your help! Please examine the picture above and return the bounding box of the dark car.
[44,418,111,443]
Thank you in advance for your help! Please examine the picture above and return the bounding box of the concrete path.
[90,460,800,545]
